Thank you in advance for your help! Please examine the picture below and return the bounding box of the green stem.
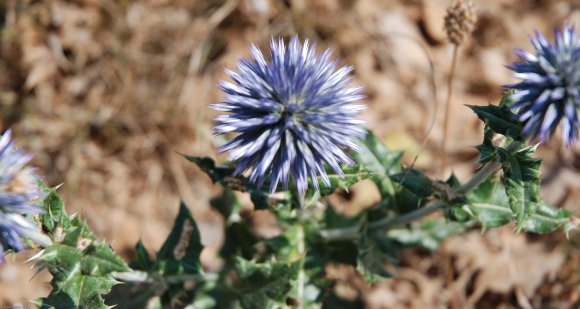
[319,158,504,242]
[26,231,53,248]
[293,194,307,308]
[455,159,502,195]
[112,271,218,285]
[295,222,305,308]
[319,200,446,241]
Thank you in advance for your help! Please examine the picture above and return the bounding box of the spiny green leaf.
[184,155,292,210]
[157,201,203,274]
[352,130,402,198]
[465,177,513,229]
[468,103,522,139]
[183,155,236,186]
[108,202,206,308]
[520,200,572,233]
[35,274,119,309]
[135,240,153,270]
[468,97,571,234]
[474,125,497,163]
[211,189,242,218]
[351,130,427,216]
[220,221,259,260]
[497,145,542,231]
[250,190,271,210]
[462,177,572,233]
[185,154,376,204]
[39,184,70,235]
[231,257,301,309]
[36,186,129,309]
[356,232,395,282]
[315,165,376,197]
[353,131,403,176]
[390,169,435,198]
[322,202,362,229]
[81,243,130,276]
[472,92,522,163]
[306,240,358,272]
[40,244,83,276]
[306,206,359,275]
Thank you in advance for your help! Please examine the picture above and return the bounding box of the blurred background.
[1,0,579,307]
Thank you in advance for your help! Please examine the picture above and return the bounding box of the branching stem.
[319,158,504,242]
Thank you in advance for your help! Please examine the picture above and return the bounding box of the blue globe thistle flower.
[505,23,580,145]
[0,130,43,263]
[212,36,367,195]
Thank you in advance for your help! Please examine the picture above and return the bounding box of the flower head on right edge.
[505,23,580,146]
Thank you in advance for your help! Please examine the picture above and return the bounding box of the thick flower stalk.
[0,130,43,263]
[506,23,580,145]
[212,36,367,195]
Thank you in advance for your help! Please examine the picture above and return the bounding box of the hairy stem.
[112,271,218,285]
[293,197,307,308]
[296,222,305,308]
[26,231,53,248]
[455,159,502,195]
[440,45,460,177]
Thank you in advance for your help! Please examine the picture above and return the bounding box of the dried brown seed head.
[444,0,478,45]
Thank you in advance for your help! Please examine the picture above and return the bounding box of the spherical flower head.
[505,22,580,146]
[212,36,367,195]
[0,130,43,263]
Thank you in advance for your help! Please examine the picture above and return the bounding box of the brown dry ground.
[1,0,580,308]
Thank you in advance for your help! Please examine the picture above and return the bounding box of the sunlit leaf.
[465,177,513,229]
[462,177,571,233]
[36,186,129,309]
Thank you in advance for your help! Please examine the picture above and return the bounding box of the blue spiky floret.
[0,130,42,263]
[505,23,580,145]
[212,36,367,195]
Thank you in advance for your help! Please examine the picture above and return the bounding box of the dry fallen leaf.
[446,229,565,307]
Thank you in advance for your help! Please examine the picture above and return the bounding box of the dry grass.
[0,0,579,307]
